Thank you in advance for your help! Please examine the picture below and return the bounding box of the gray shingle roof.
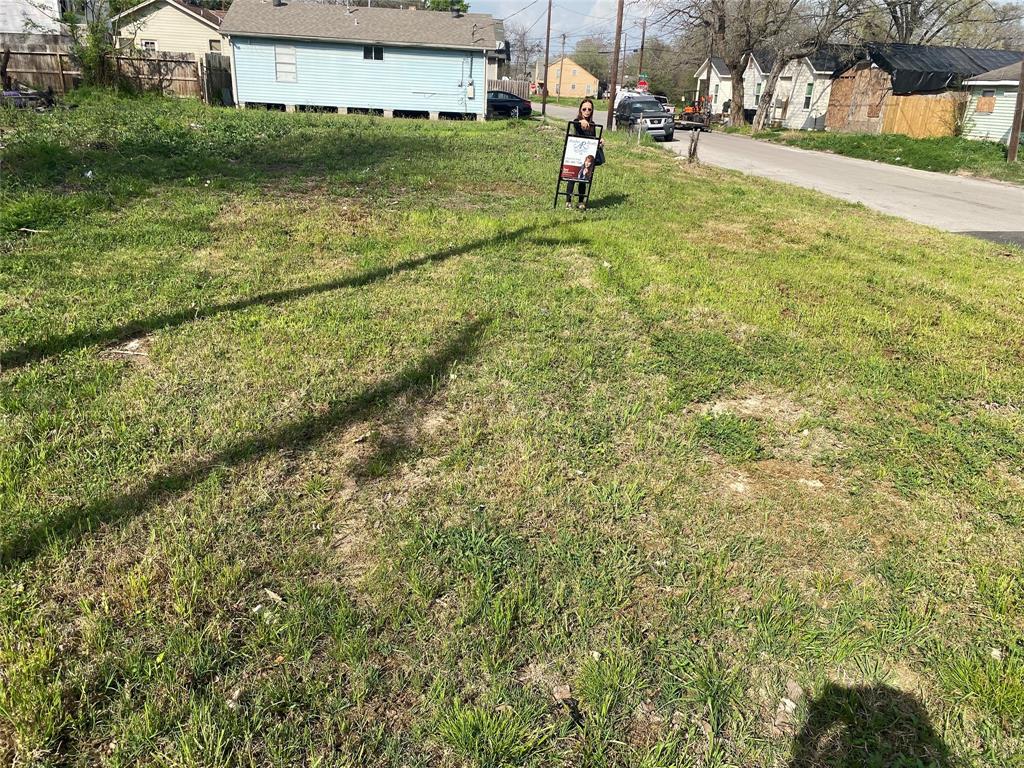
[221,0,503,51]
[966,61,1022,83]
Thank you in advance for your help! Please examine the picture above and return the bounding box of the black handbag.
[595,145,606,166]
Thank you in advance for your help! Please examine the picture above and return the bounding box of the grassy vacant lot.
[759,130,1024,185]
[546,96,610,111]
[1,91,1023,767]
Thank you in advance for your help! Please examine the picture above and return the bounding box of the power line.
[501,0,539,22]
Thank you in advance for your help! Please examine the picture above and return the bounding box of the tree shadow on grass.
[790,683,954,768]
[0,224,542,372]
[0,317,490,569]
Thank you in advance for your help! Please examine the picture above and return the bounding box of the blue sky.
[469,0,657,47]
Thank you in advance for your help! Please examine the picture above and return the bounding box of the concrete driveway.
[542,102,1024,246]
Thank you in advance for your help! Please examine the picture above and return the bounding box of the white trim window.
[209,39,221,53]
[275,45,297,82]
[803,82,813,110]
[141,40,157,51]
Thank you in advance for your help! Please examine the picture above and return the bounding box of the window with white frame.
[209,39,221,52]
[275,45,296,82]
[571,83,576,91]
[713,83,719,103]
[803,82,813,109]
[755,81,762,100]
[572,68,577,75]
[363,45,383,60]
[141,40,157,51]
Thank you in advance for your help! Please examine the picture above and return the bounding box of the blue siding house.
[220,0,506,119]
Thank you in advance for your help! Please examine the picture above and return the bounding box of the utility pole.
[556,32,566,99]
[637,17,646,79]
[1009,57,1024,163]
[620,32,628,88]
[606,0,624,130]
[541,0,552,116]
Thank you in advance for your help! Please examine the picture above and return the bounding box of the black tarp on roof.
[868,43,1023,93]
[806,43,865,75]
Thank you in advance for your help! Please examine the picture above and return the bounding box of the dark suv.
[615,96,675,141]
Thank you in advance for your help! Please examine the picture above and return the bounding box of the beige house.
[536,56,598,98]
[111,0,226,59]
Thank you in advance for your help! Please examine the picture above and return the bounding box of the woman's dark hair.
[576,98,595,121]
[583,155,595,165]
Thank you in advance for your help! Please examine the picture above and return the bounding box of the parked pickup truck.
[615,96,675,141]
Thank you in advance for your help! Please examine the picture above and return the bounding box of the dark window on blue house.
[363,46,383,60]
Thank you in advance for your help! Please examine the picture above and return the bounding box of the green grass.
[759,129,1024,184]
[1,90,1023,767]
[545,96,610,111]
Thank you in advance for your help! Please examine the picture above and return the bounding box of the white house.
[1,0,63,35]
[696,46,860,128]
[767,50,845,130]
[695,51,777,114]
[110,0,226,59]
[963,63,1022,145]
[693,56,731,113]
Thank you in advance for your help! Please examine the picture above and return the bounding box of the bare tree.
[573,36,612,85]
[870,0,1023,44]
[505,21,542,81]
[655,0,810,126]
[750,0,862,130]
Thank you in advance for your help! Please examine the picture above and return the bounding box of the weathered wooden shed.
[826,43,1023,138]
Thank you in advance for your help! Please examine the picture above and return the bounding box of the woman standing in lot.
[565,98,605,210]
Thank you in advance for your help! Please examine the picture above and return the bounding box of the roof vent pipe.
[450,2,461,18]
[271,0,282,7]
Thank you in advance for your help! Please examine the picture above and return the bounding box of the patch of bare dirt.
[100,334,153,366]
[320,398,454,585]
[703,455,838,501]
[701,388,845,465]
[516,660,556,693]
[685,305,760,343]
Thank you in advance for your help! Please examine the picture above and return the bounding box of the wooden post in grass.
[1008,58,1024,163]
[56,52,66,94]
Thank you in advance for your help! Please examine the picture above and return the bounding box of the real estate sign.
[553,122,603,208]
[560,134,600,182]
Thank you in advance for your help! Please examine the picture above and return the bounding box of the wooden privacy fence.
[114,50,201,98]
[2,49,80,94]
[488,78,531,99]
[3,48,232,104]
[882,92,967,138]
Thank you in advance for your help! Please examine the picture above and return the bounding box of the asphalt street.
[543,102,1024,246]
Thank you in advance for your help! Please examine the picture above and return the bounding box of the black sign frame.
[553,121,604,209]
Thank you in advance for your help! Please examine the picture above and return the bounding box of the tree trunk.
[752,57,789,132]
[726,52,751,126]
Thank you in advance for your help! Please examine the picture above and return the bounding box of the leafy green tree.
[426,0,470,12]
[572,37,611,86]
